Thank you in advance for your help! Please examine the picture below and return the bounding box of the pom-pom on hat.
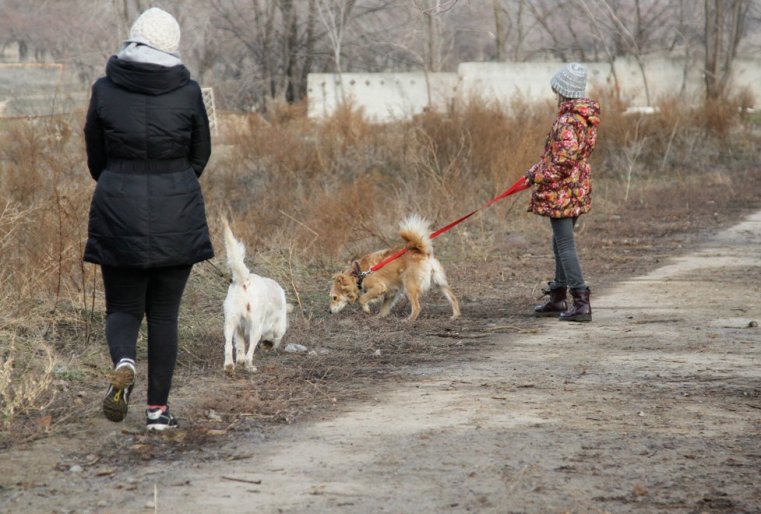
[550,63,587,99]
[127,7,181,55]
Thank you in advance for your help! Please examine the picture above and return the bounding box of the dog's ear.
[352,261,361,275]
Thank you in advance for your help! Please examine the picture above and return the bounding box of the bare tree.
[585,0,655,104]
[423,8,442,71]
[411,0,466,71]
[113,0,147,35]
[412,0,460,16]
[704,0,752,99]
[5,0,761,113]
[528,2,584,61]
[492,0,505,61]
[316,0,357,75]
[488,0,531,61]
[211,0,321,107]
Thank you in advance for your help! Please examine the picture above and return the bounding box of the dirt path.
[3,210,760,513]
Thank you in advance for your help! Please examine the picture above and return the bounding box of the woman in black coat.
[84,7,212,431]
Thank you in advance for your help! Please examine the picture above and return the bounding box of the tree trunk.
[514,0,524,61]
[282,0,298,103]
[253,0,278,103]
[704,0,749,99]
[704,0,722,99]
[298,0,318,101]
[116,0,144,33]
[18,40,28,61]
[425,14,440,72]
[492,0,503,61]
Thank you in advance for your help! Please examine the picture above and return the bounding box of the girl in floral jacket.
[525,63,601,322]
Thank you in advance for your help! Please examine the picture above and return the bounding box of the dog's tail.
[399,214,432,255]
[222,217,250,284]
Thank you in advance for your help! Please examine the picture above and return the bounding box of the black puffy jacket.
[83,56,213,268]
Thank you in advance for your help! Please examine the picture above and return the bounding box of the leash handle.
[366,176,530,274]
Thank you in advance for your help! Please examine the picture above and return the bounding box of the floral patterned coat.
[526,98,601,218]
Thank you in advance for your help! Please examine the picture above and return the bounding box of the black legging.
[101,264,192,405]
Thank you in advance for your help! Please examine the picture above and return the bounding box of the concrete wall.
[0,63,83,117]
[733,60,761,99]
[308,58,761,121]
[307,72,458,121]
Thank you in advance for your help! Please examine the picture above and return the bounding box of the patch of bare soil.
[1,168,760,512]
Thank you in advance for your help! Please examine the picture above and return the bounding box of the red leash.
[360,175,530,279]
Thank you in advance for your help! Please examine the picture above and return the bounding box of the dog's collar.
[350,262,371,288]
[350,267,365,288]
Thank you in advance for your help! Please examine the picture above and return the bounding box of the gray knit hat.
[550,63,587,99]
[126,7,181,55]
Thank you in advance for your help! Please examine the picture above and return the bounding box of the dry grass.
[0,337,56,429]
[0,91,758,447]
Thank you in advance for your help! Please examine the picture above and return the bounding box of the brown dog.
[329,215,460,321]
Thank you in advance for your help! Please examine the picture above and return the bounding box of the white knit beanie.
[126,7,181,55]
[550,63,587,99]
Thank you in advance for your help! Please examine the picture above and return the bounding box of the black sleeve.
[83,84,106,181]
[189,85,212,178]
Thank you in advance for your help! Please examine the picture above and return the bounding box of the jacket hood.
[559,98,601,127]
[106,55,190,95]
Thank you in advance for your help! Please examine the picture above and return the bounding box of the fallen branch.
[221,476,263,485]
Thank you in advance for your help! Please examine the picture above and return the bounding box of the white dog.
[222,218,288,374]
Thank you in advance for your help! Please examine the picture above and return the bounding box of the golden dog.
[329,215,460,321]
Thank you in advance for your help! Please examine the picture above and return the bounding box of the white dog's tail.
[399,214,432,255]
[222,218,249,284]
